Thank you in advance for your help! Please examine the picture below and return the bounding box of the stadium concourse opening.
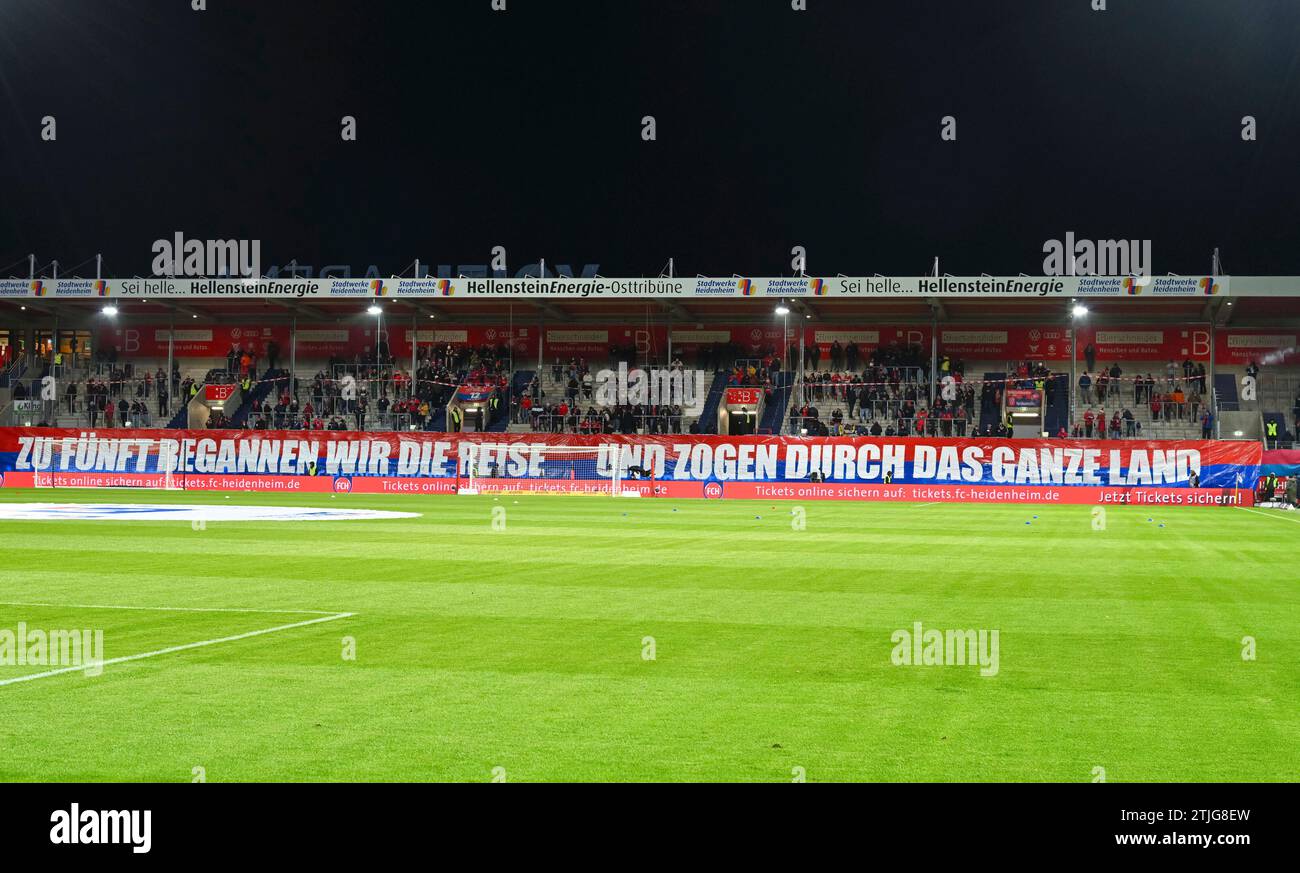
[0,290,1295,506]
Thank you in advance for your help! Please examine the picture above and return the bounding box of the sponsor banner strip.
[0,471,1254,507]
[0,276,1236,300]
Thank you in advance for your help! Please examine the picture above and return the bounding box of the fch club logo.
[371,280,389,297]
[703,481,724,499]
[0,472,5,489]
[439,279,454,296]
[333,476,354,493]
[30,281,45,297]
[1200,277,1221,296]
[737,279,754,296]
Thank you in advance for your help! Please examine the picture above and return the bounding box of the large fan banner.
[0,429,1261,506]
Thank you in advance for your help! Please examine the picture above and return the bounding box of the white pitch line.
[912,502,942,508]
[1235,506,1300,525]
[0,611,354,688]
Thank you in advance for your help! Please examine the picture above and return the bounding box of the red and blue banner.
[455,383,497,403]
[1261,449,1300,477]
[0,429,1261,506]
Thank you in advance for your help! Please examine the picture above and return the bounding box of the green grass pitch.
[0,487,1296,782]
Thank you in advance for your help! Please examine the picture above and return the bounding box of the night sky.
[2,0,1299,278]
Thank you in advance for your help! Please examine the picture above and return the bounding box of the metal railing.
[43,397,161,427]
[797,364,930,382]
[733,358,769,376]
[789,396,974,420]
[794,366,931,404]
[789,414,972,438]
[1256,371,1300,414]
[527,412,688,435]
[0,357,28,390]
[46,385,177,417]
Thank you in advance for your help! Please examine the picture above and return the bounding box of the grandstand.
[5,290,1296,450]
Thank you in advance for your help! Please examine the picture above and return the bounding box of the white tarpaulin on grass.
[0,503,420,522]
